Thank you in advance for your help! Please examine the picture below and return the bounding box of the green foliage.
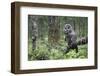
[28,39,50,60]
[49,48,65,59]
[28,38,88,60]
[65,45,87,59]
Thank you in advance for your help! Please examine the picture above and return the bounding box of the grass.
[28,38,88,61]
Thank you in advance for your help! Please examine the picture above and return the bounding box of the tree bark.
[48,16,60,46]
[29,15,38,51]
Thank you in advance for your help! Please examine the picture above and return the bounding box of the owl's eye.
[65,27,67,29]
[68,26,70,29]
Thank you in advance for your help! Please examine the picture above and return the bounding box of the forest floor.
[28,38,88,61]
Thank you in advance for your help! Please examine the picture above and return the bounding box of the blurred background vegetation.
[28,15,88,61]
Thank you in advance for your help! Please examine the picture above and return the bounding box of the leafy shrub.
[49,48,65,59]
[28,38,88,60]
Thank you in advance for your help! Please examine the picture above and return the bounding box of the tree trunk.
[48,16,60,46]
[29,15,38,51]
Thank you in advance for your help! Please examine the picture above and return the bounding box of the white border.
[20,6,95,70]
